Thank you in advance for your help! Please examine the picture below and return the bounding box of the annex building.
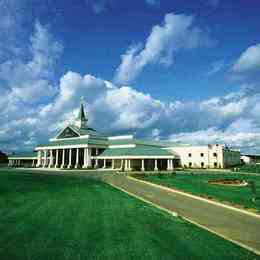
[8,102,241,171]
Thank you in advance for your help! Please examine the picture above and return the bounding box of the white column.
[31,160,35,167]
[67,149,72,168]
[94,148,98,168]
[75,148,79,168]
[103,159,106,168]
[125,159,128,171]
[83,148,90,168]
[83,148,87,168]
[141,159,145,171]
[167,159,170,170]
[154,159,158,171]
[119,160,123,170]
[36,151,41,167]
[128,159,132,171]
[49,150,54,168]
[95,159,98,168]
[171,159,174,169]
[55,150,59,168]
[43,150,48,167]
[61,149,65,168]
[112,159,115,169]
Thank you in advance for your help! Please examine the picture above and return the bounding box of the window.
[189,162,192,167]
[200,153,204,157]
[201,162,204,167]
[188,153,192,157]
[214,162,218,168]
[213,152,217,157]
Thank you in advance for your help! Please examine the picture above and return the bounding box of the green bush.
[235,164,260,173]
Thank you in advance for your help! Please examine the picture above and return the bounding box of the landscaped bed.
[0,169,257,259]
[137,172,260,212]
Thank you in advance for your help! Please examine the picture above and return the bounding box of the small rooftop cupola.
[74,99,88,129]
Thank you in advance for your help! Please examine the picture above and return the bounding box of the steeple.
[74,98,88,129]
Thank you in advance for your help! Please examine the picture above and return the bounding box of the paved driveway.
[104,173,260,255]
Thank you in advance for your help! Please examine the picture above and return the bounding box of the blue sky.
[1,0,260,153]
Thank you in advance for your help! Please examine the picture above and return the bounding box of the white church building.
[8,102,241,171]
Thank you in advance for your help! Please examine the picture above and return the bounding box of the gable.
[56,127,80,139]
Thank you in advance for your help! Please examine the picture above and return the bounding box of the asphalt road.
[104,174,260,255]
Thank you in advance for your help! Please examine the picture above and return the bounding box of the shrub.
[235,164,260,173]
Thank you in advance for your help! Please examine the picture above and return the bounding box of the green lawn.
[138,172,260,212]
[0,169,258,260]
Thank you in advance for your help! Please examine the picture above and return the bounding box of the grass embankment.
[138,172,260,212]
[0,169,258,259]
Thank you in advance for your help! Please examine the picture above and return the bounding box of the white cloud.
[2,66,260,153]
[114,12,214,84]
[232,43,260,73]
[0,21,63,103]
[169,125,260,149]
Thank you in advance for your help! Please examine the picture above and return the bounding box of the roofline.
[108,144,135,149]
[50,135,89,141]
[108,135,134,140]
[97,155,177,159]
[35,144,108,150]
[9,156,37,159]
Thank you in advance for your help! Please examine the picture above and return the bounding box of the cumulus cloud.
[114,12,214,84]
[232,43,260,73]
[2,62,260,153]
[170,125,260,152]
[0,21,63,103]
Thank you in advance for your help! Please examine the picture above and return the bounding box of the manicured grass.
[0,169,258,260]
[139,172,260,212]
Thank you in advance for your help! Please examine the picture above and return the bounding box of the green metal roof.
[108,138,166,147]
[8,151,37,159]
[98,146,174,157]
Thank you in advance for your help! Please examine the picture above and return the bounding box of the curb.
[128,176,260,220]
[109,177,260,256]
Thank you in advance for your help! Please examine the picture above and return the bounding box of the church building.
[8,101,241,170]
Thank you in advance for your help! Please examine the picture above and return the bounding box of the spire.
[74,98,88,129]
[77,103,86,121]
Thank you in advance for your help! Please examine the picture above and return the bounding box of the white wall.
[165,144,240,169]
